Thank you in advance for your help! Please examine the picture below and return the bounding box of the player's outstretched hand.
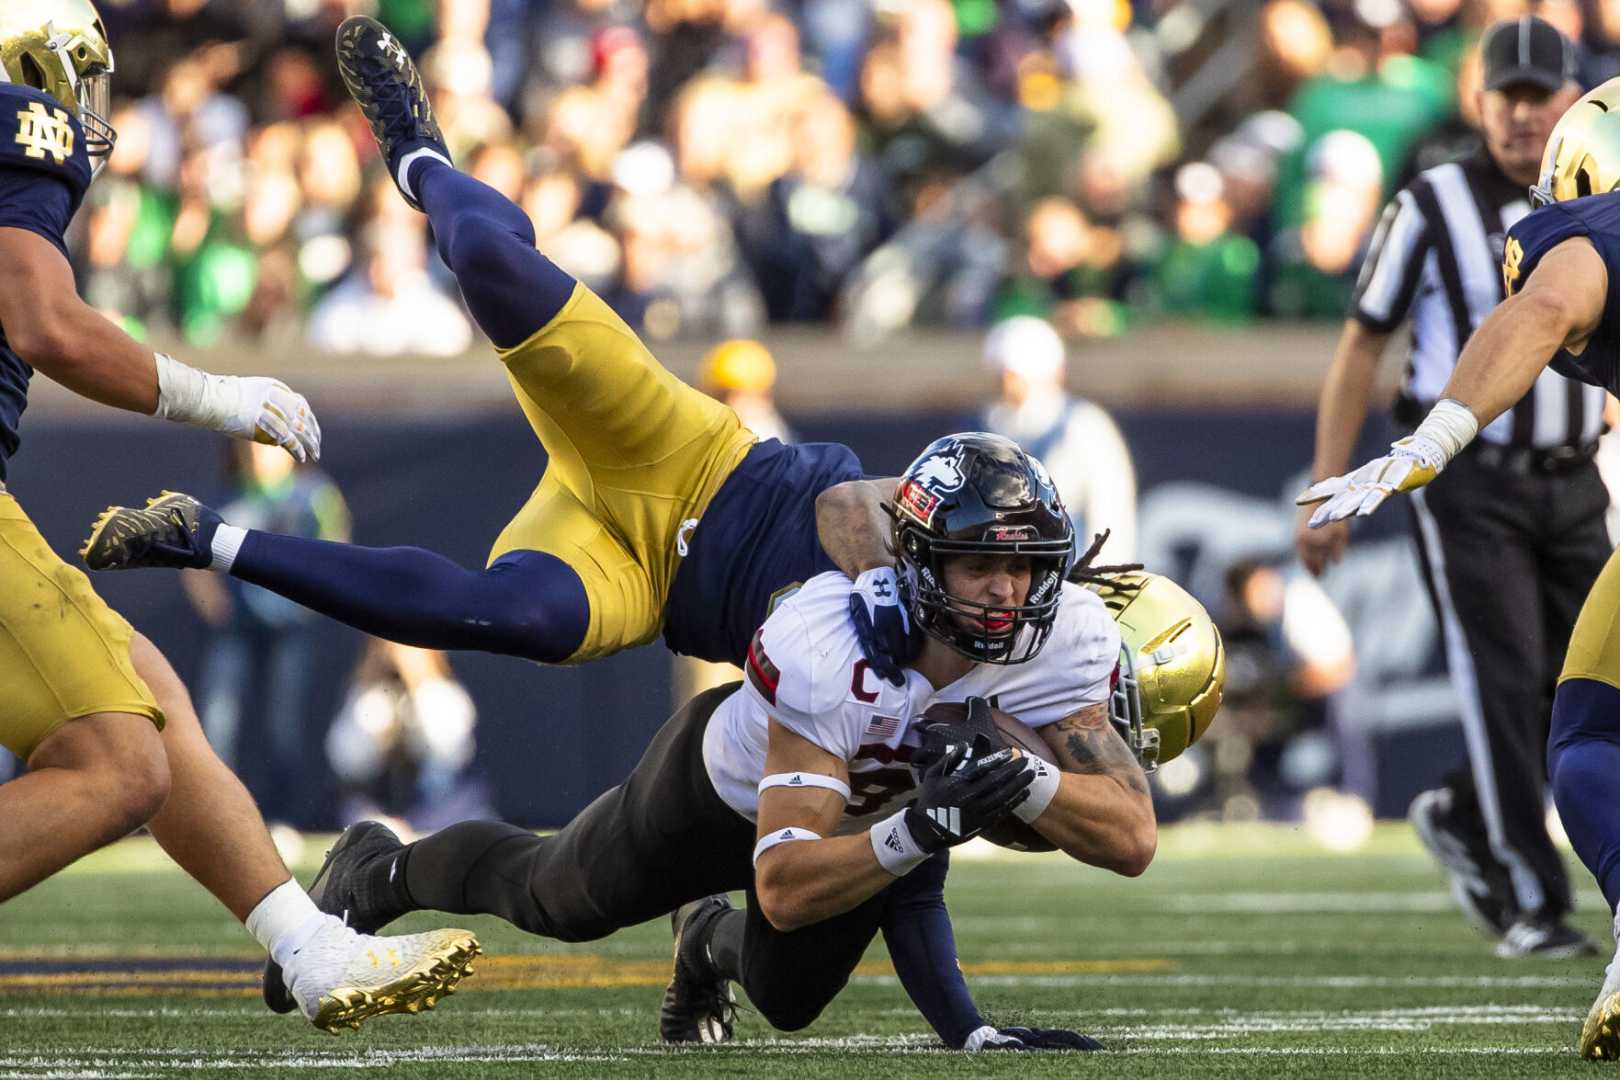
[240,376,323,463]
[904,737,1032,852]
[848,566,917,686]
[1295,434,1445,528]
[982,1026,1103,1051]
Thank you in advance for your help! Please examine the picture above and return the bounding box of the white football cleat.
[283,914,480,1033]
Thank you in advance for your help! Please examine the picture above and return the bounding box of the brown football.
[919,701,1057,853]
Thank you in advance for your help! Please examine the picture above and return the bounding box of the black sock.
[707,908,746,981]
[399,820,548,924]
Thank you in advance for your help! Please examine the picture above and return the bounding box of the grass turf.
[0,822,1608,1078]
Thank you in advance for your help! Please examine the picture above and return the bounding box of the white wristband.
[759,772,851,801]
[870,810,929,877]
[1011,754,1061,824]
[153,352,243,437]
[1410,398,1479,467]
[752,826,820,866]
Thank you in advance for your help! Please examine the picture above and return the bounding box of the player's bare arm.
[1297,320,1392,576]
[1303,237,1610,526]
[1441,236,1608,425]
[818,476,914,685]
[751,720,894,932]
[0,226,320,461]
[815,477,900,576]
[1032,702,1157,876]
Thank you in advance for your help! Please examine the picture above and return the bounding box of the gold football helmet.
[0,0,115,169]
[1087,571,1225,771]
[1531,75,1620,207]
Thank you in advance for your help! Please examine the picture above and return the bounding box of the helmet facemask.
[898,530,1070,665]
[43,22,115,173]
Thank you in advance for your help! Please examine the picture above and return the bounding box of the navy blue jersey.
[0,84,92,481]
[663,439,865,665]
[1503,193,1620,394]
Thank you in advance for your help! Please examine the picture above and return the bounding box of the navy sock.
[229,533,588,663]
[1550,679,1620,912]
[881,853,986,1048]
[413,159,577,348]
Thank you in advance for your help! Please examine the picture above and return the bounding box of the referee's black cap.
[1481,15,1575,93]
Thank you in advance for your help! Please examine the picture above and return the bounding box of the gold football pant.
[0,490,164,759]
[489,284,756,662]
[1562,542,1620,689]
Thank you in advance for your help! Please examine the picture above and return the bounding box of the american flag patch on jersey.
[747,627,780,705]
[865,714,901,740]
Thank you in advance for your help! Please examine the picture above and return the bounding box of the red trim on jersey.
[747,628,780,705]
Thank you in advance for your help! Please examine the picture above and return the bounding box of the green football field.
[0,822,1611,1079]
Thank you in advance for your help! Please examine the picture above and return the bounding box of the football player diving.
[243,436,1192,1050]
[1300,76,1620,1061]
[80,14,918,691]
[0,0,478,1031]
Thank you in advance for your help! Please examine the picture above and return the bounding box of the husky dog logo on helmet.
[891,433,1074,665]
[913,445,966,493]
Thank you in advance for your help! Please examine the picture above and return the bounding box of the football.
[920,701,1057,853]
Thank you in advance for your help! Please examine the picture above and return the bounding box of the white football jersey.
[702,571,1121,832]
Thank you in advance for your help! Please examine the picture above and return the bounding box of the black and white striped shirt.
[1352,149,1605,449]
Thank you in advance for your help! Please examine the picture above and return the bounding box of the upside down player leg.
[84,13,755,668]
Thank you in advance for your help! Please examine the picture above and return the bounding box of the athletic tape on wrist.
[1011,755,1061,825]
[758,772,851,801]
[869,810,929,876]
[1411,399,1479,466]
[752,826,821,866]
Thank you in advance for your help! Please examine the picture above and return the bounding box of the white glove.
[153,353,322,462]
[1297,399,1478,528]
[1296,435,1443,526]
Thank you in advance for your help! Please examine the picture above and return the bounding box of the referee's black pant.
[1408,448,1611,920]
[394,682,932,1032]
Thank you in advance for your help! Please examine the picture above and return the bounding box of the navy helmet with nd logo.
[891,432,1074,665]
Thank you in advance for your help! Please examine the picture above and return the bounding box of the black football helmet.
[891,432,1073,665]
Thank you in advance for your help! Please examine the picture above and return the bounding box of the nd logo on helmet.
[14,101,74,165]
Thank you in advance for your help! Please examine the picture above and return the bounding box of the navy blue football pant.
[397,684,988,1041]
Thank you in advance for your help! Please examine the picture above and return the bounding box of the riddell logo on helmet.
[987,525,1035,542]
[897,479,941,524]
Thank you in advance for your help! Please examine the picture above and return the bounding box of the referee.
[1297,16,1605,958]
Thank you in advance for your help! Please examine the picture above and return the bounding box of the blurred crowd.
[76,0,1617,354]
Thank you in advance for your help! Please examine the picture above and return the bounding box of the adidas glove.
[904,736,1032,853]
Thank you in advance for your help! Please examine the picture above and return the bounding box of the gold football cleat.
[302,928,481,1035]
[1581,990,1620,1061]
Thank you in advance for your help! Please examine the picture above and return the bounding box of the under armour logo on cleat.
[873,581,892,599]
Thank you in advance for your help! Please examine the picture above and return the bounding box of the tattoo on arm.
[1052,705,1150,797]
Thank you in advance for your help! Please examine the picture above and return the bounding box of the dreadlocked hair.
[1066,529,1145,591]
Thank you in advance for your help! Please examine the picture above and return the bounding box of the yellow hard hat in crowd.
[699,339,777,395]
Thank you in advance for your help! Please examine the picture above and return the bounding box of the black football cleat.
[1408,787,1518,938]
[334,15,450,211]
[1495,916,1599,960]
[80,491,221,572]
[660,895,738,1044]
[264,821,411,1015]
